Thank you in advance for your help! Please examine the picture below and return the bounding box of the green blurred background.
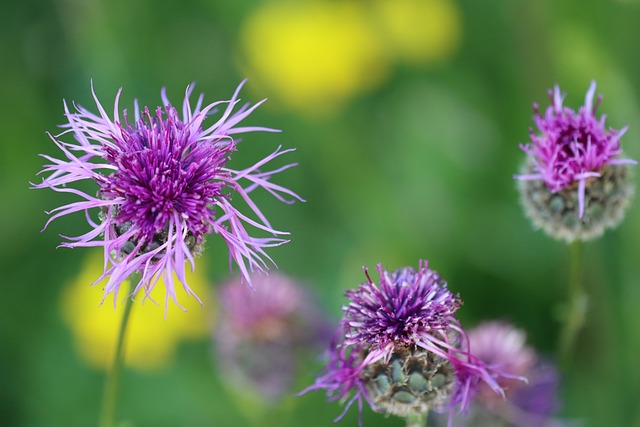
[3,0,640,426]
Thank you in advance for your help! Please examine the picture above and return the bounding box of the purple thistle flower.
[215,272,331,400]
[301,261,517,426]
[467,322,536,380]
[33,81,302,308]
[515,81,636,219]
[442,321,565,427]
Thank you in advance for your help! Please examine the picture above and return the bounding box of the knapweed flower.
[434,321,564,427]
[302,261,517,425]
[515,81,636,242]
[33,81,301,308]
[215,273,331,400]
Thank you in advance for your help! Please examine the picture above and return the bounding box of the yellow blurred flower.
[371,0,462,66]
[60,250,210,371]
[239,1,389,116]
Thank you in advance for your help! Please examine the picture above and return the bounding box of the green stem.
[558,240,587,364]
[406,412,427,427]
[99,274,138,427]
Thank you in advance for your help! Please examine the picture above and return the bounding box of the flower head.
[302,261,517,425]
[215,272,331,400]
[515,81,636,241]
[437,321,563,427]
[343,264,462,356]
[33,81,302,308]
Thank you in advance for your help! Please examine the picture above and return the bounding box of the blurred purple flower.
[515,81,636,218]
[215,272,331,400]
[33,81,302,308]
[448,321,565,427]
[468,321,537,382]
[301,261,517,425]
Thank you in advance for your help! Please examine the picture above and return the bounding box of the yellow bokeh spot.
[240,1,389,115]
[372,0,462,66]
[60,250,211,371]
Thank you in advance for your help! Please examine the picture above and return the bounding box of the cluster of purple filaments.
[302,261,512,425]
[343,264,462,359]
[34,81,302,308]
[216,273,331,399]
[515,81,636,218]
[452,321,564,427]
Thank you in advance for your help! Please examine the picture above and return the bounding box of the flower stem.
[99,274,138,427]
[558,240,587,364]
[406,412,427,427]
